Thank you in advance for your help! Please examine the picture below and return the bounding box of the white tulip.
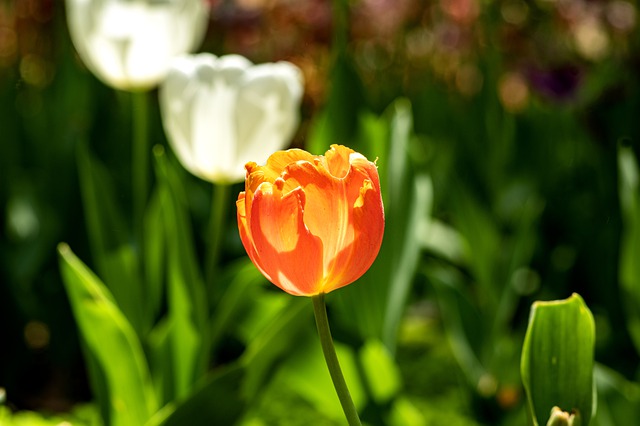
[65,0,210,91]
[159,53,305,184]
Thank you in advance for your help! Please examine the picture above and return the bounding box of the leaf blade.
[521,293,596,426]
[58,243,156,426]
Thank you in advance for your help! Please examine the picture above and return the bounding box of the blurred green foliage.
[2,0,640,425]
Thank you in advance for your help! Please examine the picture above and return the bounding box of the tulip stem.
[132,90,149,247]
[312,294,362,426]
[206,182,230,298]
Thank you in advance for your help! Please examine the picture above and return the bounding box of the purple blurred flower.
[527,65,583,102]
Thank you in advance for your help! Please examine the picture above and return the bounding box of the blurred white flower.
[159,53,304,184]
[65,0,210,91]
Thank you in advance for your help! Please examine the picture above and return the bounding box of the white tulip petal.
[235,62,304,174]
[65,0,210,90]
[160,54,304,183]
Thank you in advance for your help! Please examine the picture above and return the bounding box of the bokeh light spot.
[6,195,40,241]
[20,54,54,87]
[24,320,50,350]
[606,0,636,32]
[456,63,483,96]
[498,72,529,113]
[573,17,610,61]
[0,27,17,64]
[501,0,529,26]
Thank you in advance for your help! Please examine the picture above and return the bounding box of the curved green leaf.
[58,243,157,426]
[521,293,595,426]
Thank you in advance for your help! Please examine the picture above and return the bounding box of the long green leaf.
[76,142,148,336]
[521,293,596,426]
[143,188,167,326]
[336,99,427,352]
[427,263,486,390]
[147,317,175,407]
[58,243,156,426]
[449,186,501,310]
[618,144,640,354]
[153,146,207,400]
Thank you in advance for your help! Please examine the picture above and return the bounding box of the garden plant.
[1,0,640,425]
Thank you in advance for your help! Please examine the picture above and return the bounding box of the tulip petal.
[235,62,304,175]
[237,191,270,282]
[324,179,385,292]
[192,55,250,181]
[280,145,384,293]
[247,182,324,296]
[323,143,353,178]
[160,54,217,179]
[251,149,316,191]
[159,53,304,183]
[66,0,209,90]
[160,54,253,182]
[283,157,364,272]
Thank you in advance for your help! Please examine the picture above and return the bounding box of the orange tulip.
[237,144,385,296]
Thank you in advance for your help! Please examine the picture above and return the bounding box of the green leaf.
[592,363,640,426]
[0,407,92,426]
[208,259,266,357]
[147,363,246,426]
[381,100,431,349]
[76,141,128,259]
[617,144,640,354]
[271,333,366,422]
[427,263,487,390]
[76,142,148,336]
[359,339,402,404]
[418,219,466,264]
[335,99,428,353]
[388,397,427,426]
[240,297,310,399]
[58,243,157,426]
[449,186,501,310]
[153,146,207,400]
[147,318,175,407]
[383,172,432,349]
[143,188,167,325]
[521,293,596,426]
[100,245,147,336]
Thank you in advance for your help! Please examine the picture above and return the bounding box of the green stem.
[132,90,149,247]
[206,182,230,296]
[312,294,362,426]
